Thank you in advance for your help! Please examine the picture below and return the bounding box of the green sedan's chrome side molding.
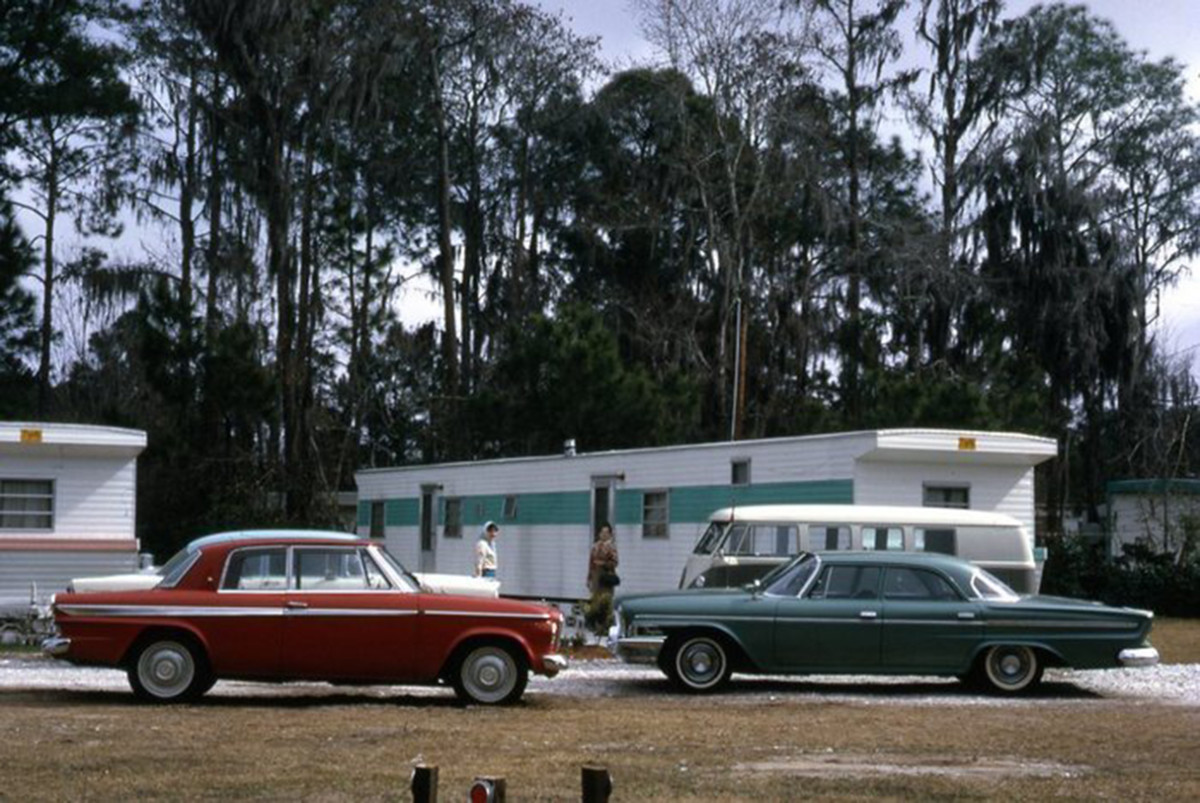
[986,619,1142,630]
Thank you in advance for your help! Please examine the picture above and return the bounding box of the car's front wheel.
[453,643,528,705]
[664,633,732,693]
[982,645,1043,693]
[128,638,212,703]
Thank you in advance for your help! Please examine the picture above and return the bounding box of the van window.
[810,525,851,551]
[695,521,726,554]
[862,526,903,551]
[725,524,797,557]
[915,528,956,554]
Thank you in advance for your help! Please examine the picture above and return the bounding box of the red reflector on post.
[469,779,495,803]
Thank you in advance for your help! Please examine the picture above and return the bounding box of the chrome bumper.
[41,636,71,658]
[542,654,568,677]
[613,636,666,665]
[1118,646,1160,668]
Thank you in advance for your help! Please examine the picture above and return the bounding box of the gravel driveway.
[3,656,1198,706]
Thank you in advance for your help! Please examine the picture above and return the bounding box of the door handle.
[859,610,878,620]
[286,600,309,609]
[957,611,976,620]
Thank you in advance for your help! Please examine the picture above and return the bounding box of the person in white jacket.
[474,521,499,578]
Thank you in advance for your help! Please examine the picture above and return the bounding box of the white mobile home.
[0,422,146,600]
[355,429,1057,599]
[1106,479,1200,557]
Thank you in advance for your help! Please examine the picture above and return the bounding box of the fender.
[642,617,760,670]
[438,625,539,675]
[966,639,1066,670]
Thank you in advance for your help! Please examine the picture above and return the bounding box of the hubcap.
[1000,654,1023,677]
[138,642,195,699]
[462,648,516,703]
[678,639,724,687]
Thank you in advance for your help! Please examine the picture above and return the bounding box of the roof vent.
[564,439,577,457]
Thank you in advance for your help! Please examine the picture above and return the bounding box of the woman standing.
[587,523,620,594]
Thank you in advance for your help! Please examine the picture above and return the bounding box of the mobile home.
[0,422,146,601]
[355,429,1057,599]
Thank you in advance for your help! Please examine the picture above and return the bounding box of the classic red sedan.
[42,531,566,705]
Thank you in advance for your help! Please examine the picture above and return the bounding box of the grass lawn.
[1147,617,1200,664]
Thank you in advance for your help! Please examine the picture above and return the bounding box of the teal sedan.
[609,552,1159,694]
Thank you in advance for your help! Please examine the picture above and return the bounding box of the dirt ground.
[0,685,1196,801]
[0,618,1195,801]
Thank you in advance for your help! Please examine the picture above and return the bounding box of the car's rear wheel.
[982,645,1043,694]
[664,633,732,693]
[453,643,528,705]
[128,638,211,703]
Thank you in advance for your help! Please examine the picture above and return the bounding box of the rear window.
[157,549,200,589]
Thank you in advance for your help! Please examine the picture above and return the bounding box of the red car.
[42,531,566,705]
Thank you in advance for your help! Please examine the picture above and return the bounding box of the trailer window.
[924,485,970,509]
[0,479,53,530]
[443,497,463,538]
[642,491,669,539]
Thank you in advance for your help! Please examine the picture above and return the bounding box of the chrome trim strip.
[285,608,418,617]
[614,636,666,664]
[986,619,1141,630]
[58,604,285,617]
[57,604,420,618]
[1118,647,1159,667]
[423,610,550,620]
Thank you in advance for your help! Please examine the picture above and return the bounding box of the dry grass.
[1150,617,1200,664]
[0,685,1196,801]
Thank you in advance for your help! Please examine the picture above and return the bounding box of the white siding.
[1109,493,1200,553]
[0,454,138,542]
[854,460,1036,547]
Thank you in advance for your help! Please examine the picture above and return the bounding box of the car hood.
[412,573,500,598]
[68,573,161,593]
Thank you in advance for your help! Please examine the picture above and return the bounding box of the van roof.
[708,504,1022,528]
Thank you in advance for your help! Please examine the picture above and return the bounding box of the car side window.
[295,548,370,591]
[808,565,880,600]
[883,568,961,601]
[222,548,287,591]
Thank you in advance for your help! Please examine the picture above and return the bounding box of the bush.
[1040,532,1200,616]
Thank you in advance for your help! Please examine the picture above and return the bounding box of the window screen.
[731,460,751,486]
[0,479,53,530]
[369,501,384,539]
[443,497,462,538]
[503,495,519,520]
[643,491,669,538]
[923,485,969,509]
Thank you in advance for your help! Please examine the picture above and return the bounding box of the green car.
[609,551,1159,694]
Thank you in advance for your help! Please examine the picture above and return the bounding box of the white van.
[680,504,1037,593]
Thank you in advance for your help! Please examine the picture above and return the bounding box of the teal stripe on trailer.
[615,479,854,525]
[385,498,419,527]
[356,501,370,528]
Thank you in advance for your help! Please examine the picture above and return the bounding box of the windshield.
[694,521,726,555]
[157,548,200,588]
[372,546,420,591]
[763,553,818,596]
[970,568,1020,601]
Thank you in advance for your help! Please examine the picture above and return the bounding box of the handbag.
[598,570,621,589]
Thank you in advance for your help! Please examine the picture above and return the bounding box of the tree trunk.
[36,132,59,417]
[430,47,459,409]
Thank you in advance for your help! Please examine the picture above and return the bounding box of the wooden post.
[411,765,438,803]
[581,766,612,803]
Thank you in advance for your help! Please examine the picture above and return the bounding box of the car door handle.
[957,611,976,620]
[286,601,309,609]
[859,610,878,620]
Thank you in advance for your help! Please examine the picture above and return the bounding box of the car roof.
[811,550,973,571]
[186,530,367,551]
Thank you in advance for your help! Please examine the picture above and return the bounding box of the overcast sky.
[517,0,1200,374]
